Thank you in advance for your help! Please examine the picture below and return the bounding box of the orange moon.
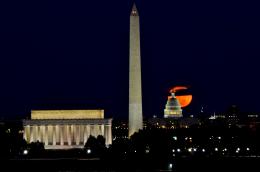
[175,95,192,108]
[170,86,192,108]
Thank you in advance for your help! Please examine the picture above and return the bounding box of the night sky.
[1,0,260,119]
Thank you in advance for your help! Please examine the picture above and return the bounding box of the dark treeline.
[0,120,259,171]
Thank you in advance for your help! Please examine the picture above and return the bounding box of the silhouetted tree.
[0,126,9,159]
[28,141,44,157]
[84,135,106,157]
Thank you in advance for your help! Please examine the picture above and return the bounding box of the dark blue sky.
[1,0,260,119]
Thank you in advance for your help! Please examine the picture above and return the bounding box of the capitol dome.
[164,93,183,118]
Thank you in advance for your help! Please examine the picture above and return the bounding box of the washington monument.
[129,3,143,137]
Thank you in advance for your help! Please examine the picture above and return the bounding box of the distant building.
[147,116,199,129]
[23,110,112,149]
[209,113,226,120]
[164,92,183,118]
[226,105,240,127]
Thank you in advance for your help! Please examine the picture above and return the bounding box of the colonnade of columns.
[23,124,112,148]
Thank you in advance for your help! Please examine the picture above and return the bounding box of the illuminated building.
[129,3,143,137]
[226,105,239,127]
[23,110,112,149]
[164,92,183,118]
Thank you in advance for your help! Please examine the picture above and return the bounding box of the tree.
[84,135,106,157]
[28,141,44,157]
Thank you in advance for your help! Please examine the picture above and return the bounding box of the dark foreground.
[2,156,259,172]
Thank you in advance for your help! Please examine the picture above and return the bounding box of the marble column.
[56,125,59,145]
[87,125,90,140]
[84,125,89,144]
[76,125,80,145]
[108,124,112,144]
[71,125,75,145]
[64,125,67,145]
[67,125,71,146]
[60,125,64,146]
[40,125,44,142]
[48,125,53,145]
[80,125,84,145]
[90,125,95,137]
[34,126,37,142]
[23,126,27,141]
[96,125,99,137]
[24,125,30,142]
[30,126,34,143]
[105,124,112,145]
[44,125,48,146]
[74,125,76,145]
[53,125,56,146]
[101,125,105,136]
[35,126,40,142]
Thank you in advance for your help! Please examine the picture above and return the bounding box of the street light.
[169,163,173,170]
[188,148,192,152]
[87,148,91,154]
[23,149,28,155]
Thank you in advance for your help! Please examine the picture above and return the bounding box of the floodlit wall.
[31,110,104,119]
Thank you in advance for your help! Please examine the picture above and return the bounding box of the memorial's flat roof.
[31,110,104,119]
[23,118,112,125]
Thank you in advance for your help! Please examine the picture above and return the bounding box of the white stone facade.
[23,110,112,149]
[129,3,143,137]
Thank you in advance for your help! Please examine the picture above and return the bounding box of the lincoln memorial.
[23,110,112,149]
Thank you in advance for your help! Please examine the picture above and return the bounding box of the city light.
[169,163,173,169]
[172,149,175,153]
[202,149,205,152]
[23,149,28,155]
[246,147,250,151]
[87,149,91,154]
[188,148,192,152]
[215,148,218,151]
[173,136,177,140]
[177,148,181,152]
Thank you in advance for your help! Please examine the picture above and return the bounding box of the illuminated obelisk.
[129,3,143,137]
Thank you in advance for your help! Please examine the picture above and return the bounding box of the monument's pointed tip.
[131,3,138,16]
